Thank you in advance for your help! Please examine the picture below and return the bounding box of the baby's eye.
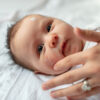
[47,24,51,32]
[37,44,44,54]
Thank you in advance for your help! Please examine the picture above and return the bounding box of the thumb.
[74,27,100,43]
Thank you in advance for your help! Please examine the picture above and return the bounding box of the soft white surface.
[0,0,100,100]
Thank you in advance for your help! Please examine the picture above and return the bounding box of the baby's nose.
[49,34,58,48]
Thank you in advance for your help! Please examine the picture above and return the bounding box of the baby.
[8,14,100,100]
[8,14,85,75]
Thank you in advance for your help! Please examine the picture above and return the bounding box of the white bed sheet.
[0,0,100,100]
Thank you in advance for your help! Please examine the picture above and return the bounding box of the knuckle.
[65,57,72,65]
[58,90,64,96]
[90,65,100,74]
[87,52,94,60]
[83,92,91,97]
[88,48,99,59]
[93,66,100,74]
[91,48,99,54]
[75,86,82,94]
[83,30,92,38]
[60,56,72,69]
[50,80,57,87]
[84,30,90,37]
[83,52,88,60]
[65,73,73,82]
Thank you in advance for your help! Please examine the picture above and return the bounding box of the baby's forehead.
[24,14,47,21]
[21,14,51,28]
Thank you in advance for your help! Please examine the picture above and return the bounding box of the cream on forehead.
[30,17,36,21]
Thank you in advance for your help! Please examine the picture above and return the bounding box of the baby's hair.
[7,18,24,66]
[7,15,32,68]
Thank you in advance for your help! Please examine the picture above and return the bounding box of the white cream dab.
[30,17,36,21]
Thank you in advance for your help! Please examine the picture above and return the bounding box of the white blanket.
[0,0,100,100]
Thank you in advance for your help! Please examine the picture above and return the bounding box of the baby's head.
[8,14,84,75]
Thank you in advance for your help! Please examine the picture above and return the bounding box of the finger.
[54,51,85,71]
[74,27,100,42]
[42,63,95,90]
[50,77,100,98]
[69,86,100,100]
[50,83,83,98]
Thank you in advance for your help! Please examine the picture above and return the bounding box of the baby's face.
[11,14,84,75]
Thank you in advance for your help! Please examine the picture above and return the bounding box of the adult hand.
[42,28,100,100]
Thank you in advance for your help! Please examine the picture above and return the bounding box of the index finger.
[74,27,100,42]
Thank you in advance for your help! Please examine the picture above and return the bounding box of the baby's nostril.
[50,34,58,47]
[52,42,55,45]
[54,36,58,39]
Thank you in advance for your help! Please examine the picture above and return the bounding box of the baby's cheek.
[43,52,64,69]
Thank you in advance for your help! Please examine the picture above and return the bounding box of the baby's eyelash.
[37,44,44,54]
[46,20,53,32]
[47,24,52,32]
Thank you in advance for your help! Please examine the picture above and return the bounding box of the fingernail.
[50,91,57,98]
[54,66,61,71]
[42,84,49,90]
[54,64,61,71]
